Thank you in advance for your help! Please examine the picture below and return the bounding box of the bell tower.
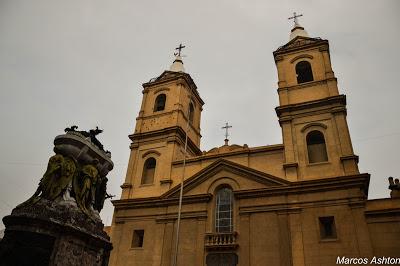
[120,47,204,199]
[273,15,359,181]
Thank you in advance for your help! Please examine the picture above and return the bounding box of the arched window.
[296,61,314,84]
[154,94,166,112]
[306,131,328,163]
[215,187,233,232]
[141,157,156,184]
[188,103,194,124]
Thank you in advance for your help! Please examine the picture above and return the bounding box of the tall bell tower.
[120,46,204,199]
[273,14,359,181]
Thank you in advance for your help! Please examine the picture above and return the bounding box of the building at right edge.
[108,20,400,266]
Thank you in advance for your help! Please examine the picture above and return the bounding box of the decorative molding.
[300,122,327,132]
[273,37,328,56]
[283,162,298,169]
[142,150,161,158]
[112,194,212,209]
[156,211,207,223]
[160,179,173,185]
[319,45,329,52]
[277,78,335,91]
[154,87,170,94]
[340,154,359,163]
[331,106,347,114]
[120,183,132,189]
[276,94,347,117]
[142,71,204,106]
[234,173,370,200]
[129,126,202,156]
[274,55,284,62]
[172,144,284,166]
[290,54,314,63]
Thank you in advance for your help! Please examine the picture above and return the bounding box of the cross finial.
[174,43,186,57]
[288,12,303,27]
[221,122,232,145]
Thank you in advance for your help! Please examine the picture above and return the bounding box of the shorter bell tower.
[120,46,204,199]
[273,14,359,181]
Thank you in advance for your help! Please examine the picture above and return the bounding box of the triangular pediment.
[156,70,182,81]
[162,159,289,198]
[275,36,326,53]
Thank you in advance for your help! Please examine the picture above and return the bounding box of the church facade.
[108,22,400,266]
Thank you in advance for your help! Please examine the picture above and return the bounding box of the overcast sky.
[0,0,399,228]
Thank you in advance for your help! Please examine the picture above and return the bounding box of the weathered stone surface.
[0,199,112,266]
[0,128,113,265]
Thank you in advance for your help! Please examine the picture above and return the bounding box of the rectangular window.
[131,230,144,248]
[319,216,337,239]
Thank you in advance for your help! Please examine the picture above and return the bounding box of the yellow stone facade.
[108,26,400,266]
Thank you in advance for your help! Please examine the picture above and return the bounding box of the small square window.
[131,230,144,248]
[319,216,337,239]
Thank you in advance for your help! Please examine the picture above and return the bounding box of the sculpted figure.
[73,164,99,217]
[94,176,108,212]
[21,154,77,206]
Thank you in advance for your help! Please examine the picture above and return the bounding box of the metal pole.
[172,107,190,266]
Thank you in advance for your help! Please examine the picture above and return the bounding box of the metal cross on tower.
[222,122,232,145]
[174,43,186,56]
[288,12,303,26]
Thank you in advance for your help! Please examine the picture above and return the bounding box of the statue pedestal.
[0,199,112,266]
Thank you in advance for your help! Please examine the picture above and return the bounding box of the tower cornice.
[143,71,204,106]
[273,37,329,60]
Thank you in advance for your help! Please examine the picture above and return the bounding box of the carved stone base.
[0,199,112,266]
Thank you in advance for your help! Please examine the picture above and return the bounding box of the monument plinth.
[0,127,114,266]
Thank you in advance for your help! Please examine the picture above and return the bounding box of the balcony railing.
[204,232,238,250]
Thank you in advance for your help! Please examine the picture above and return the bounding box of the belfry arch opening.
[306,130,328,163]
[141,157,156,184]
[154,94,166,112]
[296,61,314,84]
[188,102,194,124]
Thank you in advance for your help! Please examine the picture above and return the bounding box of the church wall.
[109,206,208,266]
[248,212,282,265]
[366,199,400,257]
[300,205,367,266]
[109,219,165,266]
[110,181,399,266]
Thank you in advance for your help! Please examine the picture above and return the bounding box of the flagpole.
[172,106,190,266]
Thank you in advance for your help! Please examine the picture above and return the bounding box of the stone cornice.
[172,144,284,165]
[277,78,337,92]
[112,193,212,210]
[129,126,202,155]
[234,173,370,199]
[275,94,347,117]
[273,36,329,58]
[136,109,201,136]
[142,71,204,106]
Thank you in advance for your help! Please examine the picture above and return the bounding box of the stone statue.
[20,126,114,219]
[388,177,400,199]
[21,154,76,206]
[1,127,114,266]
[74,164,99,217]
